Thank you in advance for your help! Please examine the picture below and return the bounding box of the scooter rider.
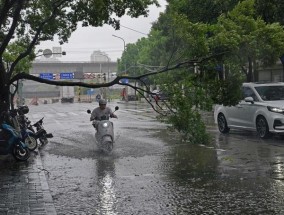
[90,99,118,129]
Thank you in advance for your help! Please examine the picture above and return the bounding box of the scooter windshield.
[100,115,109,120]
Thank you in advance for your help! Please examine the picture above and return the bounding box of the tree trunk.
[0,72,10,114]
[253,59,258,82]
[247,57,253,82]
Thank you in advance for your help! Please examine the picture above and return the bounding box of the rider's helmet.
[99,99,107,105]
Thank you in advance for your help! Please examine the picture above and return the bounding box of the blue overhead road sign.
[60,72,74,79]
[120,78,129,84]
[40,73,53,80]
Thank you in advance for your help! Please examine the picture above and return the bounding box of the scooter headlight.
[103,122,108,128]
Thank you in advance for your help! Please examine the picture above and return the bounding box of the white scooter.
[87,106,119,153]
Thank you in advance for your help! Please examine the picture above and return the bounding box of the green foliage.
[209,79,243,107]
[166,0,241,24]
[254,22,284,66]
[255,0,284,25]
[210,0,284,80]
[138,30,169,65]
[118,30,169,75]
[3,41,35,75]
[164,109,211,144]
[155,70,213,144]
[172,13,210,58]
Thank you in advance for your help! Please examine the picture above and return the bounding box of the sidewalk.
[0,150,56,215]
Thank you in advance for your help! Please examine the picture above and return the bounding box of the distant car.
[214,82,284,138]
[149,90,168,102]
[158,92,168,101]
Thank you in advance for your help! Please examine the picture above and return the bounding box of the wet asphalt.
[23,100,284,215]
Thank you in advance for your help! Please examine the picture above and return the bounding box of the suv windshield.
[255,86,284,101]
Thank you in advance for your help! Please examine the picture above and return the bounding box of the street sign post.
[60,72,74,79]
[40,73,53,80]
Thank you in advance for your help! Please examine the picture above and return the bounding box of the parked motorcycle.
[87,106,119,153]
[16,106,38,151]
[0,111,30,161]
[17,105,53,148]
[32,117,53,145]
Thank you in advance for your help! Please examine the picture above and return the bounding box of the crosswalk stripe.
[28,108,155,119]
[69,112,78,116]
[44,113,53,118]
[56,113,67,117]
[54,119,62,125]
[121,108,153,113]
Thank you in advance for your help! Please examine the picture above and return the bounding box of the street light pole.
[112,34,125,52]
[112,34,126,71]
[96,53,110,100]
[112,34,128,102]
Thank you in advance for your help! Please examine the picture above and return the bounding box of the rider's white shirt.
[90,107,112,121]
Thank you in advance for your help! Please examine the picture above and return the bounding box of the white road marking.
[44,113,53,118]
[56,113,67,117]
[69,112,78,116]
[54,119,62,125]
[120,108,153,113]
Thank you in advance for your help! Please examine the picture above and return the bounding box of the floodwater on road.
[28,102,284,214]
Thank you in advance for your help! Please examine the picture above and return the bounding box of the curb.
[35,150,57,215]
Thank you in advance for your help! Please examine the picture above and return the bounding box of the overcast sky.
[38,0,167,62]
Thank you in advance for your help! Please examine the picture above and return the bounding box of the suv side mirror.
[115,106,119,111]
[244,97,254,104]
[87,109,91,114]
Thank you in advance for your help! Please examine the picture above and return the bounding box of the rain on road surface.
[27,101,284,214]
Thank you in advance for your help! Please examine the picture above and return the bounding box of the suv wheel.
[217,113,230,133]
[256,116,271,139]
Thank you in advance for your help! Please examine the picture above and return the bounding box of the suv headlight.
[267,106,284,113]
[103,122,108,127]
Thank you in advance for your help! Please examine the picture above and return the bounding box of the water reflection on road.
[95,157,117,215]
[156,128,284,214]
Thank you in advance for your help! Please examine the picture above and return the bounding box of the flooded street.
[27,101,284,214]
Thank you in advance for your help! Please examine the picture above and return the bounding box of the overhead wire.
[120,24,148,35]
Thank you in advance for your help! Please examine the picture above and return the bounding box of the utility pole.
[112,34,128,101]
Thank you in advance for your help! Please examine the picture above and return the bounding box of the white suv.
[214,82,284,138]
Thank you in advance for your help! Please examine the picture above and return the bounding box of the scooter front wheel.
[102,136,113,153]
[24,135,38,151]
[12,145,30,161]
[105,141,113,153]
